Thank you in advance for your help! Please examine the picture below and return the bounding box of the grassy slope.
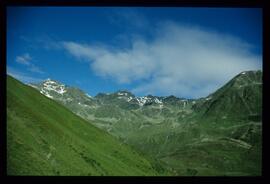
[125,118,261,176]
[7,75,162,176]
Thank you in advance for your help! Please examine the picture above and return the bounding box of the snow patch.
[118,92,128,96]
[45,80,56,84]
[135,96,163,106]
[154,98,162,104]
[43,81,66,95]
[136,97,149,106]
[127,96,133,102]
[45,93,53,99]
[86,93,92,98]
[40,89,53,99]
[58,86,66,94]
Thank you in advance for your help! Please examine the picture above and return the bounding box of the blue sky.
[7,7,262,98]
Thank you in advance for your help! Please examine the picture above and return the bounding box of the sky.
[7,7,262,99]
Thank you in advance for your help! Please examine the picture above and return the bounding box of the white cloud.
[16,53,32,65]
[62,22,262,98]
[15,53,45,74]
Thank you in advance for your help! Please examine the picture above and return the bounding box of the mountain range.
[7,70,262,176]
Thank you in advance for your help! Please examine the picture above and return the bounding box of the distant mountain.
[28,70,262,176]
[193,70,262,121]
[29,78,96,105]
[30,80,194,109]
[7,75,166,176]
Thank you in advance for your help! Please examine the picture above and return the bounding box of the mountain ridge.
[29,70,261,108]
[29,70,261,99]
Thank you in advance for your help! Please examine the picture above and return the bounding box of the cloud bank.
[62,22,262,98]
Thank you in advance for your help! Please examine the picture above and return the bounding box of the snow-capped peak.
[41,79,67,95]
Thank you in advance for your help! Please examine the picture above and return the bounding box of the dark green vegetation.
[11,70,262,176]
[7,76,166,176]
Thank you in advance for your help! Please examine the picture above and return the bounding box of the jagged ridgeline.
[14,70,262,176]
[7,76,168,176]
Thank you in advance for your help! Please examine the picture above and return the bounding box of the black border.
[0,0,7,180]
[0,0,269,183]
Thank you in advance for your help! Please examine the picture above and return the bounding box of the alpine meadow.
[7,7,262,176]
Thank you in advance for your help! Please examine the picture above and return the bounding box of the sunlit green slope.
[7,75,163,176]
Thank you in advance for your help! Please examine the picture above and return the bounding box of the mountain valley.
[7,70,262,176]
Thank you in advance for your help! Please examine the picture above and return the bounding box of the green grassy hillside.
[7,75,165,176]
[126,119,261,176]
